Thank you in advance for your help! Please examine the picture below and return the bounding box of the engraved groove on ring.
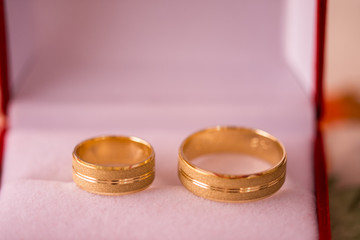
[73,167,154,185]
[179,168,285,193]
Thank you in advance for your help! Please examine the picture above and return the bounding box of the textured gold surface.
[73,136,155,195]
[178,126,287,202]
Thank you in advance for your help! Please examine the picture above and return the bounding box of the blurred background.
[324,0,360,239]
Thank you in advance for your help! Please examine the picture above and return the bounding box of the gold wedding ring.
[178,126,287,202]
[72,136,155,195]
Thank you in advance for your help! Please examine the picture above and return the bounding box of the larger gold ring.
[72,136,155,195]
[178,126,287,202]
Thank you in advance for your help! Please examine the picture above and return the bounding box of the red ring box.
[0,1,330,239]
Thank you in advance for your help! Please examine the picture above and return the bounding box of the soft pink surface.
[0,128,317,240]
[0,68,317,239]
[1,1,317,239]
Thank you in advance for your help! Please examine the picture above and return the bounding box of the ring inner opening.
[182,128,284,175]
[76,137,152,167]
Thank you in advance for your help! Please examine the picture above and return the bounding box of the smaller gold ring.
[72,136,155,195]
[178,126,287,202]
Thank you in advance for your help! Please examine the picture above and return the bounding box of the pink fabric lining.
[0,1,318,239]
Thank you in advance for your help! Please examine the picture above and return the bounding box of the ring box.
[0,1,330,239]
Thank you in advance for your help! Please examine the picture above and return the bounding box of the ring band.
[178,126,287,202]
[72,136,155,195]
